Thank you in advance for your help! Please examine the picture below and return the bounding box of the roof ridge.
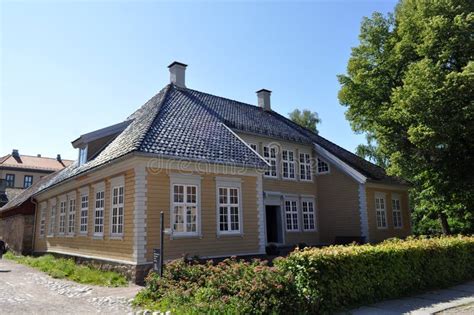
[11,154,74,161]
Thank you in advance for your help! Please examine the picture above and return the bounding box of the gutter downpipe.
[30,197,38,256]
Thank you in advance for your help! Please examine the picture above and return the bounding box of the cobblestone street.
[0,259,142,314]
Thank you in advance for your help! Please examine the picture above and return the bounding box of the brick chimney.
[256,89,272,111]
[168,61,187,88]
[12,149,19,158]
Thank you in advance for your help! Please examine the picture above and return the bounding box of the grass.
[4,252,128,287]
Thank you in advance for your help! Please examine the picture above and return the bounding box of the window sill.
[78,233,88,237]
[282,177,297,181]
[286,230,300,233]
[66,234,75,238]
[376,227,388,230]
[300,179,314,183]
[109,235,124,240]
[302,229,317,233]
[92,235,104,240]
[171,233,200,239]
[217,232,243,238]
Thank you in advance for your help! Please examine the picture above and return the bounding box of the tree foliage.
[288,109,321,133]
[338,0,474,234]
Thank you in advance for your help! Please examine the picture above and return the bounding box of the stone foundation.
[37,252,153,284]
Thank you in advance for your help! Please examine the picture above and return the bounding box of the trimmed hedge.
[277,236,474,313]
[134,236,474,314]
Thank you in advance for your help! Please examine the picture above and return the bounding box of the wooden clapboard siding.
[317,166,361,244]
[366,186,411,242]
[34,169,135,262]
[146,170,260,262]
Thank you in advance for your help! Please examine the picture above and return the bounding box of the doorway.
[265,205,283,244]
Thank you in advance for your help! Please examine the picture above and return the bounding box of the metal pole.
[159,211,164,277]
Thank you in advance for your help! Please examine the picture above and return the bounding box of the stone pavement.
[0,258,142,314]
[349,281,474,315]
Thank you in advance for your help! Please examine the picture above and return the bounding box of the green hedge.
[134,236,474,314]
[277,236,474,313]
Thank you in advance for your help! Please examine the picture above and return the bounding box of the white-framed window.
[216,177,243,235]
[282,149,296,179]
[58,199,67,235]
[249,143,258,152]
[94,188,105,236]
[392,194,403,228]
[299,153,312,181]
[172,184,198,235]
[375,193,387,229]
[39,203,46,238]
[302,199,316,231]
[111,185,124,236]
[48,200,56,236]
[80,190,89,234]
[285,199,299,231]
[317,158,330,174]
[78,146,88,166]
[263,145,277,178]
[68,195,76,235]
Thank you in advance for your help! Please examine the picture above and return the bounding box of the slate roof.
[1,83,407,211]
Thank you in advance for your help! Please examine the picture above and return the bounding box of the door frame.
[264,192,285,245]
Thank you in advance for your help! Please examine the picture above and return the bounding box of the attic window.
[317,158,330,174]
[78,146,88,166]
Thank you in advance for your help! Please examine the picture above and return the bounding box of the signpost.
[153,211,165,277]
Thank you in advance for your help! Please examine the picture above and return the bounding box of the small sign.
[164,228,172,235]
[153,248,161,274]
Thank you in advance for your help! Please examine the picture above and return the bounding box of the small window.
[285,200,299,231]
[375,193,387,228]
[68,197,76,235]
[392,195,403,228]
[302,199,316,231]
[39,204,46,237]
[317,158,329,174]
[172,184,198,235]
[300,153,312,181]
[94,190,105,236]
[111,186,124,236]
[58,200,67,235]
[5,174,15,187]
[249,143,258,152]
[263,146,277,178]
[282,150,295,179]
[23,175,33,188]
[218,187,241,234]
[48,203,56,236]
[80,193,89,234]
[78,146,88,165]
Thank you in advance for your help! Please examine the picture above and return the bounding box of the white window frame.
[58,196,67,236]
[170,174,201,238]
[317,158,330,174]
[110,176,125,238]
[93,182,105,238]
[78,145,88,165]
[299,152,313,181]
[216,177,243,236]
[48,199,56,237]
[284,198,299,232]
[392,193,403,229]
[301,197,316,231]
[39,202,46,238]
[79,187,89,235]
[67,192,76,236]
[375,192,388,229]
[282,149,296,180]
[263,145,278,178]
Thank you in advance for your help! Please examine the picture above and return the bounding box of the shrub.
[276,235,474,313]
[134,236,474,314]
[134,257,296,314]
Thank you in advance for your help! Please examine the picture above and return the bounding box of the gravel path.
[0,258,143,314]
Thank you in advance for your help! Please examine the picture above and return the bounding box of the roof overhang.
[72,120,132,148]
[313,143,367,184]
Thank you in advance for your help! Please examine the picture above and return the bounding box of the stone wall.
[0,214,35,255]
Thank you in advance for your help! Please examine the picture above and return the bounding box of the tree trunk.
[438,212,451,235]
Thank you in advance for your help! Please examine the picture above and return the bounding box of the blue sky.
[1,1,397,160]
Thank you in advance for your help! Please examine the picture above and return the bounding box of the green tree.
[338,0,474,234]
[289,109,321,133]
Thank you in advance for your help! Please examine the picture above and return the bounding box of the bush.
[134,236,474,314]
[134,257,296,314]
[4,252,128,287]
[276,235,474,313]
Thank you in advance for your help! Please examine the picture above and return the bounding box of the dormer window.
[78,146,88,166]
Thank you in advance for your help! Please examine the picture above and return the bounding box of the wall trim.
[256,174,266,254]
[358,184,369,242]
[133,163,147,264]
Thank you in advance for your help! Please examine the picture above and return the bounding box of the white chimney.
[168,61,187,88]
[256,89,271,111]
